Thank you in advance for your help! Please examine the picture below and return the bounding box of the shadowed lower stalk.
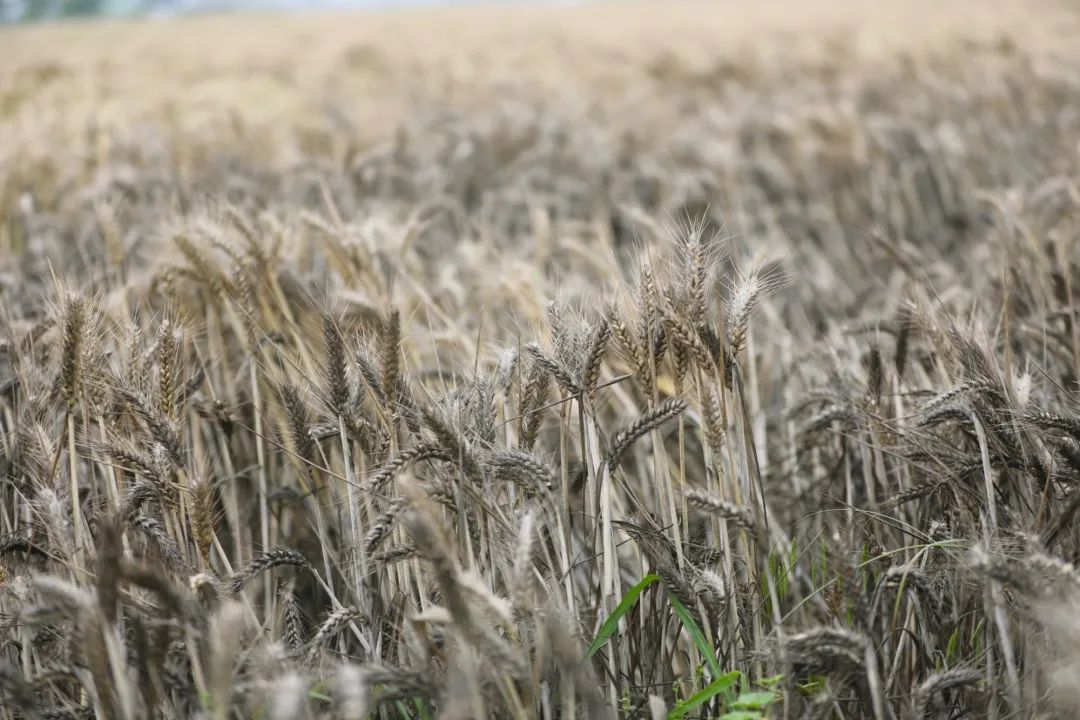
[972,413,1020,712]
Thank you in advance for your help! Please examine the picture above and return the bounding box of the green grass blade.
[732,691,777,710]
[666,591,724,679]
[667,670,742,719]
[587,573,660,659]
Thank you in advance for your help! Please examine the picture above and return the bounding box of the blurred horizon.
[0,0,552,23]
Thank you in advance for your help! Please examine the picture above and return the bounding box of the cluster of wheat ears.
[3,7,1080,720]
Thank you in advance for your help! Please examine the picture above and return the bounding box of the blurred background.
[0,0,513,22]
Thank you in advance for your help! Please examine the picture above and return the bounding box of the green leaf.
[732,691,777,710]
[667,671,742,719]
[797,675,826,694]
[587,574,660,659]
[759,674,785,688]
[945,625,962,664]
[666,592,724,680]
[718,712,764,720]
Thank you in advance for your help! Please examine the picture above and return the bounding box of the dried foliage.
[3,3,1080,718]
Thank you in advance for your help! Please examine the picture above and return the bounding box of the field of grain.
[4,2,1080,718]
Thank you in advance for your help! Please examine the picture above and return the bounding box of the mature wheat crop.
[3,2,1080,718]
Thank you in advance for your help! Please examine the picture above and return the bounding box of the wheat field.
[4,2,1080,718]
